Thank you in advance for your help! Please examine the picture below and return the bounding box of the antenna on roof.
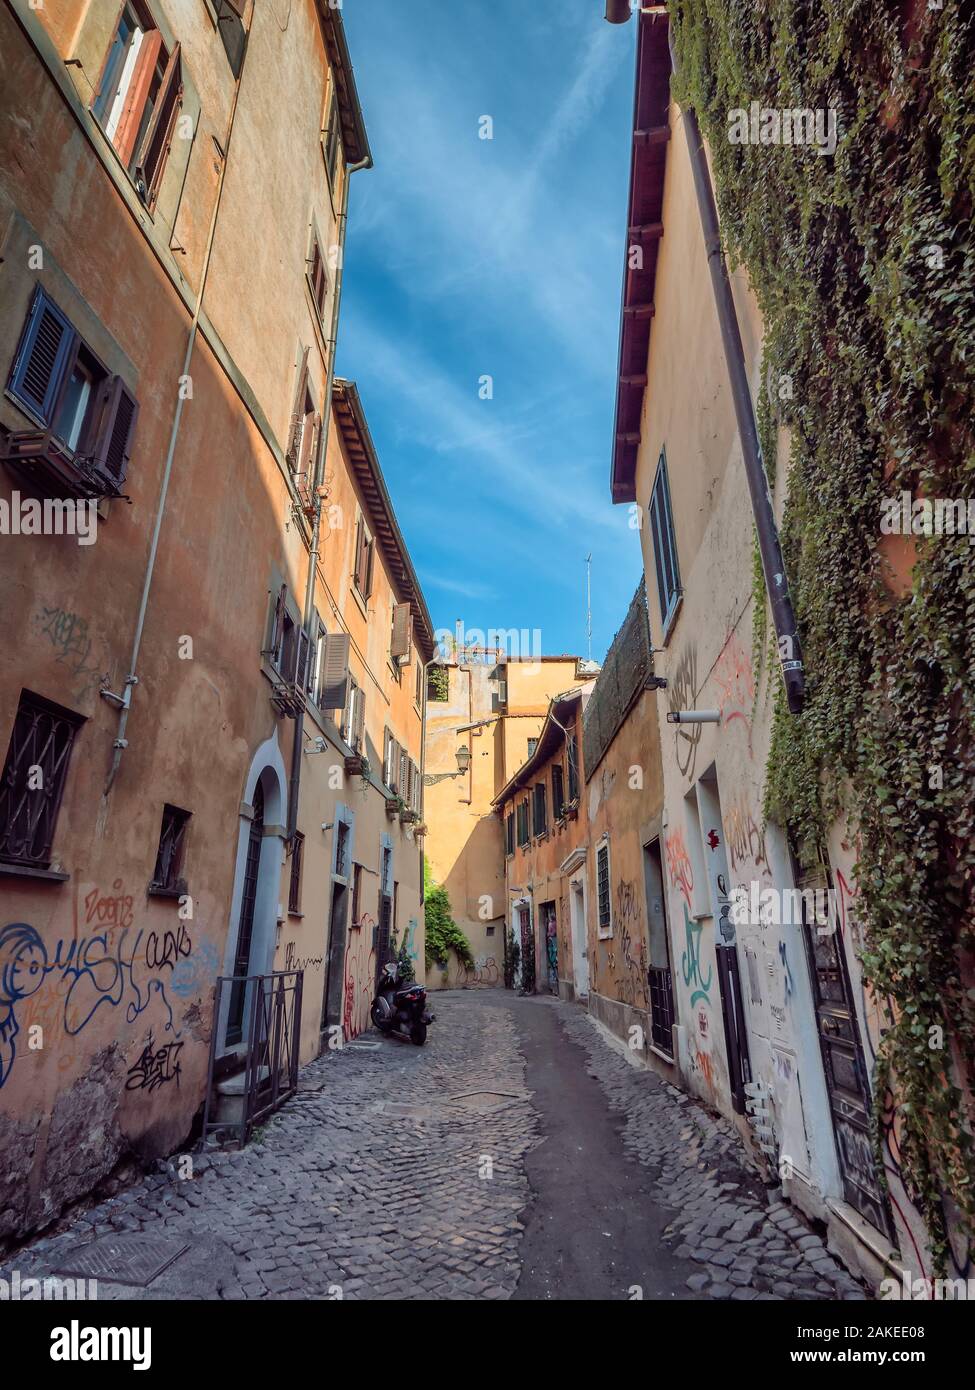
[586,554,592,663]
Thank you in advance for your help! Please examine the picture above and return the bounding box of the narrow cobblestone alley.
[4,993,868,1301]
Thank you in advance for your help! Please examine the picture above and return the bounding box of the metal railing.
[202,970,303,1146]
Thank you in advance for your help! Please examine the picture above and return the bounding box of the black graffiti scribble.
[126,1034,183,1091]
[145,925,192,972]
[33,605,109,703]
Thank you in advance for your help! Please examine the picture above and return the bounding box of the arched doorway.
[218,737,288,1055]
[226,781,264,1045]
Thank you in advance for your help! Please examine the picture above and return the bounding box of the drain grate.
[53,1234,190,1287]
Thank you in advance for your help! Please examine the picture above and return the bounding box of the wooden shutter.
[353,685,365,749]
[362,535,374,598]
[391,602,411,660]
[294,626,311,689]
[92,377,139,486]
[287,347,310,467]
[10,290,75,422]
[222,0,247,18]
[264,583,287,659]
[135,43,183,208]
[115,29,164,167]
[354,518,366,591]
[319,632,350,709]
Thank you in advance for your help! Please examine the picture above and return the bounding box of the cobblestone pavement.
[4,992,869,1300]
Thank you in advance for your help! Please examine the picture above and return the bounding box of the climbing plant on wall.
[423,861,474,971]
[670,0,975,1268]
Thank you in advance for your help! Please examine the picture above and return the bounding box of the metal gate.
[541,901,558,994]
[203,969,303,1146]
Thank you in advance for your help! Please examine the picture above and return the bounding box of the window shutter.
[135,43,183,208]
[319,632,350,709]
[294,625,310,689]
[264,583,287,659]
[91,376,139,486]
[363,536,374,598]
[10,289,75,422]
[115,29,164,167]
[354,518,365,590]
[287,348,310,468]
[353,686,365,749]
[222,0,247,19]
[391,602,411,660]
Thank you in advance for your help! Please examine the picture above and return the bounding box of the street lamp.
[455,745,471,774]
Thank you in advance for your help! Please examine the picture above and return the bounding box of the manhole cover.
[447,1090,524,1112]
[54,1234,190,1287]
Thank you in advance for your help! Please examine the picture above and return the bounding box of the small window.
[505,811,514,856]
[597,840,612,938]
[353,516,374,600]
[415,656,423,707]
[150,803,190,893]
[351,862,363,925]
[288,830,304,914]
[552,762,565,821]
[533,782,547,837]
[335,821,350,879]
[527,738,538,758]
[308,235,328,321]
[323,87,342,189]
[427,666,449,702]
[516,799,530,848]
[92,2,183,208]
[5,288,139,491]
[0,691,84,870]
[649,449,682,632]
[567,732,580,803]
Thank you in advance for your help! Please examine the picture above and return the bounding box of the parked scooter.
[370,961,434,1046]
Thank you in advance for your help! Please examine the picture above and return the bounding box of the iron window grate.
[0,691,83,869]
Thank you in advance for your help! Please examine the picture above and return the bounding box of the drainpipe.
[103,18,254,791]
[287,151,373,842]
[667,33,805,713]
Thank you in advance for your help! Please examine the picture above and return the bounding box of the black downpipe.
[670,38,806,714]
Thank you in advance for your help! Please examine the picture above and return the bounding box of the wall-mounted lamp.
[666,710,721,725]
[455,745,471,774]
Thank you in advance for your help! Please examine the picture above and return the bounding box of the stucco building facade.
[0,0,431,1241]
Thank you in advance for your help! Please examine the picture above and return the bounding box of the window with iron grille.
[351,862,362,925]
[533,782,547,836]
[288,830,304,914]
[335,820,349,879]
[150,803,190,894]
[649,448,682,632]
[552,762,565,821]
[567,731,580,802]
[597,840,612,938]
[0,691,83,870]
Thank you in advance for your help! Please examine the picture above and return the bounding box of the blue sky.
[338,0,641,663]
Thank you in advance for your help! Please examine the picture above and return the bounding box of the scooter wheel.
[409,1022,427,1046]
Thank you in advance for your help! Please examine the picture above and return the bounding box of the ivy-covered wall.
[669,0,974,1268]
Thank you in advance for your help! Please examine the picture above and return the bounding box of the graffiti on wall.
[32,603,112,705]
[726,797,771,878]
[681,904,713,1007]
[665,828,694,908]
[668,644,701,779]
[342,915,376,1042]
[455,955,500,987]
[0,875,218,1087]
[714,629,755,739]
[125,1033,183,1091]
